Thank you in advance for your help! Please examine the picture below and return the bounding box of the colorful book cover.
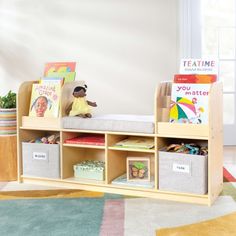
[64,135,105,146]
[174,74,217,84]
[47,72,76,83]
[29,83,61,118]
[169,83,211,124]
[44,62,76,76]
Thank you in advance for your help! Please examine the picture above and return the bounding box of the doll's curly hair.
[73,85,87,94]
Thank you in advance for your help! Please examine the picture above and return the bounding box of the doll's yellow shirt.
[69,97,91,116]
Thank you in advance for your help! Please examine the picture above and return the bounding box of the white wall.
[0,0,179,115]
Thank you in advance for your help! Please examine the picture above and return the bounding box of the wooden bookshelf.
[17,81,223,205]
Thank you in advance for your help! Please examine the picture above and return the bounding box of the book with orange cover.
[174,74,217,84]
[44,62,76,76]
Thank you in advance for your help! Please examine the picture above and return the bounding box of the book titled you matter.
[169,83,211,124]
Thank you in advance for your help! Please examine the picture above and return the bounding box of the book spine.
[174,74,217,83]
[64,140,104,146]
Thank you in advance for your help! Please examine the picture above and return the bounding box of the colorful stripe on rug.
[223,166,236,182]
[100,199,125,236]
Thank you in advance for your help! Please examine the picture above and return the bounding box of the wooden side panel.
[208,82,223,204]
[155,82,172,133]
[60,131,63,179]
[154,136,158,189]
[17,81,36,126]
[0,135,17,181]
[17,81,35,182]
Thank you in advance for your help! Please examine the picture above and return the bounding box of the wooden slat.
[108,147,155,153]
[157,122,209,138]
[22,116,61,129]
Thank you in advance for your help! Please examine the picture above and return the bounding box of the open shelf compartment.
[62,145,106,184]
[107,149,155,189]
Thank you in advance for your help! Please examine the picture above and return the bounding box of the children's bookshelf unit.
[17,81,223,205]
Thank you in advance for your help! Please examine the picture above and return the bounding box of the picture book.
[64,135,105,146]
[114,137,154,149]
[174,74,217,84]
[29,83,61,118]
[47,72,76,83]
[44,62,76,76]
[169,83,211,124]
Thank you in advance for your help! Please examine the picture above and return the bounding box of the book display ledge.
[17,81,223,206]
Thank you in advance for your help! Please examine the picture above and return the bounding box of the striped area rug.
[0,167,235,236]
[0,190,125,236]
[1,185,236,236]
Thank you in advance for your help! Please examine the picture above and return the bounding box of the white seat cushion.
[62,114,155,134]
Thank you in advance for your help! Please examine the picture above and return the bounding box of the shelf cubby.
[62,131,105,149]
[62,146,105,180]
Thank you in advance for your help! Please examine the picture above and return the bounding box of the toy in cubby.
[29,133,60,144]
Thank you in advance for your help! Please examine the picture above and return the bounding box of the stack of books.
[64,134,105,146]
[28,62,76,118]
[170,58,218,125]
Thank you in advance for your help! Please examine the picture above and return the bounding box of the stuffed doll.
[66,84,97,118]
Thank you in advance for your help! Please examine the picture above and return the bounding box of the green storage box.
[73,160,105,181]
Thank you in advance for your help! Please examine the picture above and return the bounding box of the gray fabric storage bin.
[159,151,208,194]
[22,142,60,178]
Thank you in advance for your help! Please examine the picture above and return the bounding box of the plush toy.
[67,84,97,118]
[47,134,60,144]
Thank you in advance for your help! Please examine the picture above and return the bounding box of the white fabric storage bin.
[159,151,208,194]
[22,142,60,179]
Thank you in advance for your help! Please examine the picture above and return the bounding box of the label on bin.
[33,152,48,161]
[173,163,190,173]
